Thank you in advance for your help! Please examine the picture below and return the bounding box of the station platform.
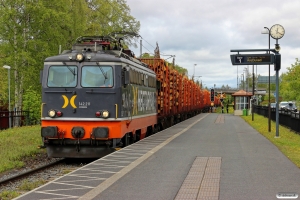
[16,113,300,200]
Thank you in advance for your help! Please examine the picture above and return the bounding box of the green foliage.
[174,64,188,75]
[140,53,153,58]
[280,58,300,101]
[215,104,234,113]
[0,69,9,108]
[22,86,41,123]
[0,126,45,173]
[0,0,140,119]
[84,0,140,46]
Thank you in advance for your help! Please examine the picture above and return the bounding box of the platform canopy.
[232,90,253,97]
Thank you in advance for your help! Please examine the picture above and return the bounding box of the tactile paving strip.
[174,157,221,200]
[215,115,224,124]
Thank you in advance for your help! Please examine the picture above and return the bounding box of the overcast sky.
[126,0,300,89]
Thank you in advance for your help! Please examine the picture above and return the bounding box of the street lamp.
[261,27,271,132]
[241,73,244,90]
[3,65,11,128]
[244,67,248,92]
[193,75,202,86]
[192,64,197,80]
[237,66,239,90]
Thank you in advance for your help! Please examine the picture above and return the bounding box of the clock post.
[270,24,284,138]
[274,44,281,138]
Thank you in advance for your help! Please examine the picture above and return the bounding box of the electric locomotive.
[41,36,157,158]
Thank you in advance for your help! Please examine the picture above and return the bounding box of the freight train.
[40,35,218,158]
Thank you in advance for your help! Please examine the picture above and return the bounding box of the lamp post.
[237,66,239,89]
[3,65,11,128]
[244,67,248,92]
[241,73,244,90]
[192,64,197,80]
[261,27,271,132]
[194,75,202,85]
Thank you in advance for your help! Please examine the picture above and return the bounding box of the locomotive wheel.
[146,126,153,137]
[153,125,158,134]
[122,133,129,147]
[129,132,135,144]
[170,117,174,126]
[158,124,163,132]
[135,131,141,142]
[156,126,160,132]
[174,118,178,124]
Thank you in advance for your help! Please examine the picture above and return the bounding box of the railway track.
[0,158,65,186]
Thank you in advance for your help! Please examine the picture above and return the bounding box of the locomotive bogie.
[42,113,157,157]
[41,115,157,141]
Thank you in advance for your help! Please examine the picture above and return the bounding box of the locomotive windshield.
[81,65,113,87]
[47,66,77,87]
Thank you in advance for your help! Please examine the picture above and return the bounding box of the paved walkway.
[94,113,300,200]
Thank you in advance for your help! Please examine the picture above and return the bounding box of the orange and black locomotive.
[40,35,212,158]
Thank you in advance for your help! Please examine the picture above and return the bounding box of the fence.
[253,105,300,134]
[0,111,36,130]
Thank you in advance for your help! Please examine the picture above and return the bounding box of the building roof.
[232,90,253,96]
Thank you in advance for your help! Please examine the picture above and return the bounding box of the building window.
[235,96,248,110]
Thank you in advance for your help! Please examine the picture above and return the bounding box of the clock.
[270,24,285,39]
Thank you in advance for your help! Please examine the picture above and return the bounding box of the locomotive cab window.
[81,66,113,87]
[47,66,77,87]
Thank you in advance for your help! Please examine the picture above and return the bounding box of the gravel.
[0,152,85,197]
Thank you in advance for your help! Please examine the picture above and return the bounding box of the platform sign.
[230,54,274,65]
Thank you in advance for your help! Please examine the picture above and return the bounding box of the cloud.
[127,0,300,88]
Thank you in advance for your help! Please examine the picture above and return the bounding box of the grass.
[241,114,300,168]
[62,169,73,175]
[0,125,45,173]
[0,179,47,200]
[0,190,20,200]
[0,126,46,200]
[18,179,47,191]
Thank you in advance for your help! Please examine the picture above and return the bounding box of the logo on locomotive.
[61,95,77,109]
[122,86,156,117]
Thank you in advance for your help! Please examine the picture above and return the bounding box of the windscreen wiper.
[96,62,108,81]
[63,62,76,76]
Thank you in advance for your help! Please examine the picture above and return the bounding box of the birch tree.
[0,0,140,126]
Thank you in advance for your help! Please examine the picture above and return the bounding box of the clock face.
[270,24,285,39]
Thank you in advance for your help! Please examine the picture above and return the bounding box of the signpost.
[230,48,281,137]
[230,54,274,65]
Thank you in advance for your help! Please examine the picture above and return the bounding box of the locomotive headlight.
[76,53,84,62]
[48,109,56,118]
[102,110,109,118]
